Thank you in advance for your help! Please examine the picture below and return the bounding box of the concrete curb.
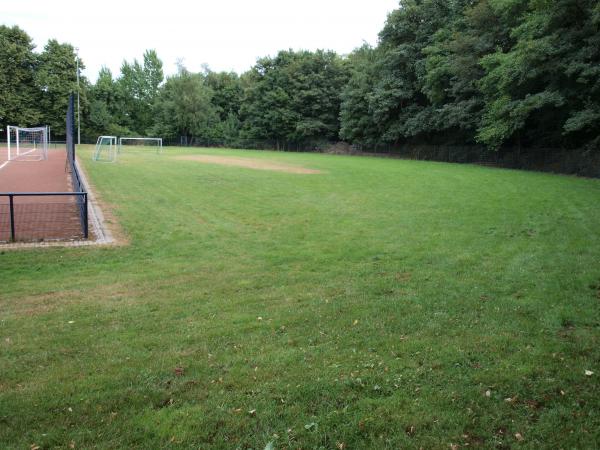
[76,156,114,245]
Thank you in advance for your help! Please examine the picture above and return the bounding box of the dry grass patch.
[175,154,324,174]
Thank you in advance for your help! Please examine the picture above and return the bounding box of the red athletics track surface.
[0,147,84,242]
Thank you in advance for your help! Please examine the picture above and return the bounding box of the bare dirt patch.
[175,155,323,174]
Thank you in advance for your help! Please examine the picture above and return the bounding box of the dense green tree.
[86,67,131,137]
[477,0,600,150]
[339,44,380,145]
[36,39,81,136]
[367,0,467,143]
[338,0,599,160]
[204,70,242,121]
[240,53,297,148]
[421,0,518,144]
[0,25,40,131]
[241,49,349,147]
[116,49,164,134]
[204,70,243,143]
[288,50,349,142]
[152,67,218,142]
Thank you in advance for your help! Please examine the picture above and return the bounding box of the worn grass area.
[1,146,599,449]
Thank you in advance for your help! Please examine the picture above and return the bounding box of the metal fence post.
[9,194,15,242]
[83,193,88,239]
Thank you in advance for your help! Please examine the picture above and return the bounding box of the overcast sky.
[3,0,399,81]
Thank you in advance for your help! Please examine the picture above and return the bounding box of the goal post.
[7,125,49,161]
[118,137,163,154]
[93,136,117,162]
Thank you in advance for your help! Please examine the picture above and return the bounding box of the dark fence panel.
[340,144,597,177]
[0,193,87,242]
[364,145,600,178]
[66,94,88,238]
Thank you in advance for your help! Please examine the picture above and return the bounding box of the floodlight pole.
[76,48,81,145]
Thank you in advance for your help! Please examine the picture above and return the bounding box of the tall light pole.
[76,48,81,145]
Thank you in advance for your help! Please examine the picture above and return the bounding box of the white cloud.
[2,0,398,81]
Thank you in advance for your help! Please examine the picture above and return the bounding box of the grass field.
[1,146,599,449]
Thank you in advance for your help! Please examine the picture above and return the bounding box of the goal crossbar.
[7,125,49,161]
[118,137,163,154]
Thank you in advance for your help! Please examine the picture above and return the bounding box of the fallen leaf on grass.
[31,445,40,450]
[69,441,75,449]
[174,367,184,376]
[515,432,524,441]
[352,320,358,326]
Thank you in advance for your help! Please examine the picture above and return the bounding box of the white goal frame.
[93,136,118,162]
[7,125,49,161]
[118,137,163,154]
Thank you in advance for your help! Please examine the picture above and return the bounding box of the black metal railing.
[0,192,88,242]
[66,142,87,236]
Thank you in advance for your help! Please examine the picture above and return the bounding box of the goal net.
[118,137,163,154]
[93,136,117,162]
[7,126,49,161]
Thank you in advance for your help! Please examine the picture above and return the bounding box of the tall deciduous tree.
[241,49,349,148]
[153,67,217,143]
[339,44,380,145]
[36,39,81,135]
[204,69,243,144]
[421,0,516,144]
[117,49,164,134]
[477,0,600,150]
[0,25,39,131]
[87,67,132,137]
[367,0,466,144]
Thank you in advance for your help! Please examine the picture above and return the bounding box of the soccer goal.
[7,126,49,161]
[93,136,118,162]
[118,137,163,154]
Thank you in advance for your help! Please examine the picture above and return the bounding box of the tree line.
[1,0,599,160]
